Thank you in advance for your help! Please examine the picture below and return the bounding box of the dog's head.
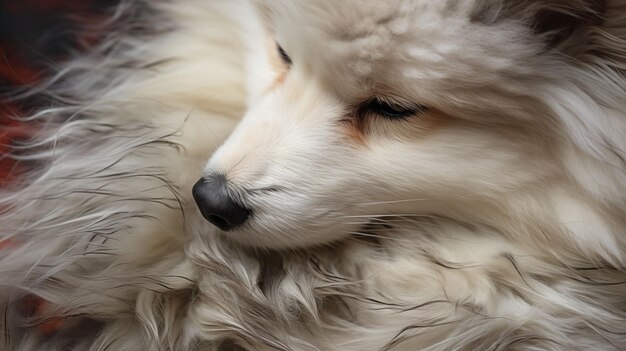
[193,0,626,250]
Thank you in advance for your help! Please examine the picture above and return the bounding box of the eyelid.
[372,96,415,109]
[371,97,424,112]
[359,97,429,120]
[372,96,399,104]
[277,44,292,65]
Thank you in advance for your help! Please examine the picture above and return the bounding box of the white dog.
[2,0,625,350]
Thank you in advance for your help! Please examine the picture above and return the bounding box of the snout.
[192,175,250,231]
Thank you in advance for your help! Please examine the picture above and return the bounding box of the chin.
[3,0,626,350]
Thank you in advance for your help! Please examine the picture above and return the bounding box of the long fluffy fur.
[1,0,626,350]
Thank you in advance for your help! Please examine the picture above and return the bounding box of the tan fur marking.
[266,71,288,93]
[418,109,450,131]
[343,116,369,147]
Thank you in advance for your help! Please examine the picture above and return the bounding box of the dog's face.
[194,0,607,248]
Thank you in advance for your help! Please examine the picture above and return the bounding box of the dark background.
[0,1,120,334]
[0,0,117,185]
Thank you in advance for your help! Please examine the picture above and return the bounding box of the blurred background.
[0,0,118,186]
[0,1,120,334]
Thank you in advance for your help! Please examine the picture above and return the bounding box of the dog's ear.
[511,0,607,49]
[525,1,606,46]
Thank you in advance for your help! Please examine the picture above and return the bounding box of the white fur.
[1,0,625,350]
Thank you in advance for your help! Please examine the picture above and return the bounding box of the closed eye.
[363,98,428,120]
[277,44,292,65]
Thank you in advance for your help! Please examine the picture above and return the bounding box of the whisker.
[342,214,449,220]
[348,231,408,242]
[355,198,429,206]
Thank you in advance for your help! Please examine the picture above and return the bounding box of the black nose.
[192,175,250,231]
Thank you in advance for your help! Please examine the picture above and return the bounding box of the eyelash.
[362,98,428,120]
[277,44,292,65]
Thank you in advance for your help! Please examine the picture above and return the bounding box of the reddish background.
[0,0,117,185]
[0,0,119,335]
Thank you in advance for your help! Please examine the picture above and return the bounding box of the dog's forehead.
[266,0,529,102]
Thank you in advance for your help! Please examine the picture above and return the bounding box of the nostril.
[192,176,251,231]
